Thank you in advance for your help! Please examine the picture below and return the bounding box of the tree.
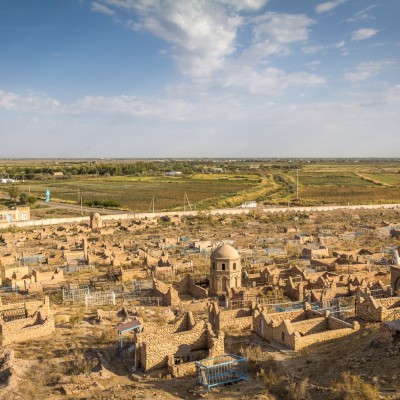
[19,193,28,205]
[8,186,20,202]
[27,195,37,205]
[19,193,37,205]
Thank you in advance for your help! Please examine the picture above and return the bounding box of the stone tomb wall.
[0,296,55,346]
[208,302,252,333]
[176,275,208,299]
[135,311,224,373]
[253,304,359,351]
[356,295,400,322]
[152,279,181,307]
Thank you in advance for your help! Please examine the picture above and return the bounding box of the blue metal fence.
[195,354,248,391]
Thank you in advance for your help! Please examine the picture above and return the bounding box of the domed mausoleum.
[209,244,241,296]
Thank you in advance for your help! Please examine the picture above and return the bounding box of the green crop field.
[295,172,372,187]
[281,163,400,204]
[11,175,261,212]
[299,186,400,205]
[359,173,400,186]
[1,160,400,212]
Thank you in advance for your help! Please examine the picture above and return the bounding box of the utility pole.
[296,169,299,200]
[80,190,83,215]
[184,191,192,211]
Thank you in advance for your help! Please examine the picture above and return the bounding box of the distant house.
[0,178,15,183]
[165,171,182,176]
[241,201,257,208]
[0,206,30,223]
[53,172,64,177]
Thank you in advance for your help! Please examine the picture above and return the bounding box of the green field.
[10,175,261,212]
[1,160,400,211]
[290,164,400,204]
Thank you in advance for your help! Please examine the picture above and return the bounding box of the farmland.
[11,175,262,212]
[1,159,400,214]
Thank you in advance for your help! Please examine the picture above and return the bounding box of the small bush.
[84,199,121,208]
[285,376,310,400]
[258,367,279,392]
[69,309,84,325]
[94,326,116,346]
[64,348,97,375]
[333,372,379,400]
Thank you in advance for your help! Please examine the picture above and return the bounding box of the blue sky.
[0,0,399,157]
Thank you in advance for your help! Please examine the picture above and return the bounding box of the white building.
[241,201,257,208]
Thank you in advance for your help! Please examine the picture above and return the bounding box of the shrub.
[333,372,379,400]
[64,348,97,375]
[285,376,310,400]
[84,199,121,208]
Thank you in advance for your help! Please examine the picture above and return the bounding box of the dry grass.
[333,372,379,400]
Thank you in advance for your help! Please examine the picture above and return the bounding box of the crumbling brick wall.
[153,279,180,306]
[176,275,208,299]
[137,322,208,371]
[135,313,225,373]
[208,302,252,333]
[253,304,359,351]
[0,297,54,346]
[357,295,400,322]
[167,325,225,377]
[294,322,358,350]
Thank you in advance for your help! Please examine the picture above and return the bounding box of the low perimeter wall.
[1,203,399,230]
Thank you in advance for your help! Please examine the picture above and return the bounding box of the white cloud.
[315,0,346,14]
[351,28,379,41]
[1,85,400,157]
[304,60,321,71]
[346,4,377,23]
[302,40,346,55]
[0,89,61,112]
[102,1,316,85]
[236,12,314,66]
[344,60,393,82]
[71,95,195,121]
[217,0,268,12]
[302,45,324,55]
[91,2,116,16]
[252,12,314,44]
[106,0,242,78]
[221,66,326,94]
[335,40,346,48]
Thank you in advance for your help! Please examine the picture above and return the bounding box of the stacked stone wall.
[264,309,308,324]
[327,316,352,330]
[176,275,208,299]
[290,318,327,335]
[219,309,252,332]
[153,279,180,306]
[168,359,197,377]
[1,315,55,346]
[253,307,359,351]
[167,327,225,377]
[139,323,208,371]
[357,295,400,322]
[0,296,53,346]
[292,323,358,351]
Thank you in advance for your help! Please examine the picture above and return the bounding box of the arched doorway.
[222,276,228,292]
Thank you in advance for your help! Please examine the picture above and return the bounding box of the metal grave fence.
[62,285,90,303]
[195,354,248,391]
[85,291,116,307]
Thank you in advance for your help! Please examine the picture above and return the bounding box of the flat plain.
[0,160,400,217]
